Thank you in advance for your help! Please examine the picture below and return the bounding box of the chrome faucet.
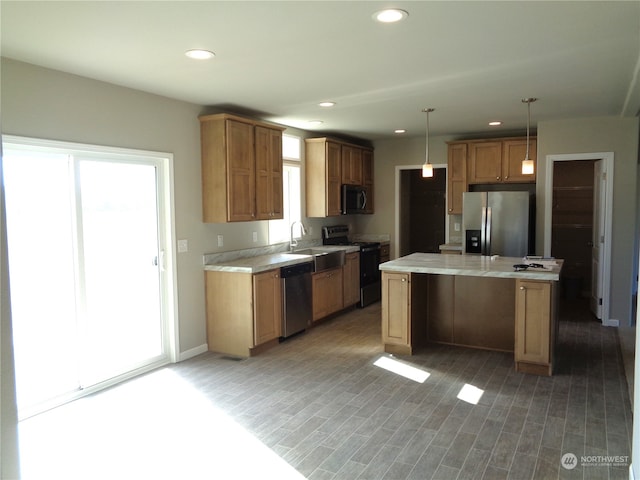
[290,221,307,251]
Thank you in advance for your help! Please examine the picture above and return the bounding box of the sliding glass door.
[3,138,175,418]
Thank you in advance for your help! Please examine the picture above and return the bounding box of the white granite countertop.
[379,253,563,281]
[204,245,359,273]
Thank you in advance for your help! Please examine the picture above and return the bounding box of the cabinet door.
[503,139,536,183]
[362,149,374,214]
[226,120,256,221]
[447,143,467,214]
[326,142,343,216]
[253,269,282,345]
[381,272,410,346]
[312,268,344,321]
[343,252,360,307]
[468,142,502,184]
[341,145,363,185]
[515,280,551,365]
[255,126,283,220]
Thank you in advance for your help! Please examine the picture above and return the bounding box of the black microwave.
[342,184,368,214]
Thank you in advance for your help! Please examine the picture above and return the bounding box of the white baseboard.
[604,318,620,327]
[177,343,208,362]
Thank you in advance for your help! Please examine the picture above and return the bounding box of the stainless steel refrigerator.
[462,191,531,257]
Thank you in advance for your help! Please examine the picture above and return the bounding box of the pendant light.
[521,98,537,175]
[422,108,434,178]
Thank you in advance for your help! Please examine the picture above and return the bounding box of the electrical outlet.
[454,223,460,232]
[252,231,258,242]
[217,235,224,247]
[177,239,188,253]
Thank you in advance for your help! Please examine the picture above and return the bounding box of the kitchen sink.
[288,248,345,272]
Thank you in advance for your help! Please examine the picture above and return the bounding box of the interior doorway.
[398,167,446,256]
[551,160,595,303]
[547,153,613,324]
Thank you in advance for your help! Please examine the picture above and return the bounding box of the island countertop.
[379,253,563,281]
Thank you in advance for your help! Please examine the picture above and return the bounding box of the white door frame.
[544,152,614,326]
[394,163,448,260]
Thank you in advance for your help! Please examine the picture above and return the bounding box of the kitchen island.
[379,253,563,375]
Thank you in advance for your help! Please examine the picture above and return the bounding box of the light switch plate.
[252,231,258,242]
[217,235,224,247]
[177,239,188,253]
[454,223,461,232]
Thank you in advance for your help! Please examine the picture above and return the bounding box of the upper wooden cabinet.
[200,113,285,223]
[468,141,503,183]
[341,145,363,185]
[255,126,284,221]
[305,138,374,217]
[467,137,537,184]
[362,148,374,214]
[446,137,536,215]
[502,138,537,183]
[447,143,467,214]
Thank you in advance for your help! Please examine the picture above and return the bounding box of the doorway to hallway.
[399,167,446,256]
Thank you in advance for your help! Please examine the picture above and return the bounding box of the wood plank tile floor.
[18,298,632,480]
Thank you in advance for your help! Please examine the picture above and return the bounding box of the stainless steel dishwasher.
[280,262,313,338]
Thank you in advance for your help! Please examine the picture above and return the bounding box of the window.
[269,135,302,244]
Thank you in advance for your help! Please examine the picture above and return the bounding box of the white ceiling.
[2,1,639,140]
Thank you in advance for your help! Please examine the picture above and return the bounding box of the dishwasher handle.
[280,262,314,278]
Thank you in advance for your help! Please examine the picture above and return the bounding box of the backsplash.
[203,238,321,265]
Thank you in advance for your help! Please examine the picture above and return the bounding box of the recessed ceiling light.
[185,49,215,60]
[308,120,324,125]
[395,129,407,134]
[489,121,503,126]
[318,101,336,107]
[373,9,409,23]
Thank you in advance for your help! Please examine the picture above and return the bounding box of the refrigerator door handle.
[485,207,492,255]
[481,206,487,255]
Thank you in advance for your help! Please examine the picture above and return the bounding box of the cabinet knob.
[496,176,500,180]
[401,278,406,282]
[520,286,525,290]
[505,176,509,179]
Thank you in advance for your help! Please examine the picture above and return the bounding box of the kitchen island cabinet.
[380,253,562,375]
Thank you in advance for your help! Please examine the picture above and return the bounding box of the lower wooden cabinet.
[205,268,282,357]
[253,269,282,346]
[312,267,343,321]
[380,242,390,263]
[343,252,360,307]
[515,279,556,375]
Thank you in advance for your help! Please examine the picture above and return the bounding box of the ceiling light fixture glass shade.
[185,49,215,60]
[318,101,335,107]
[422,108,434,178]
[373,9,408,23]
[521,98,537,175]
